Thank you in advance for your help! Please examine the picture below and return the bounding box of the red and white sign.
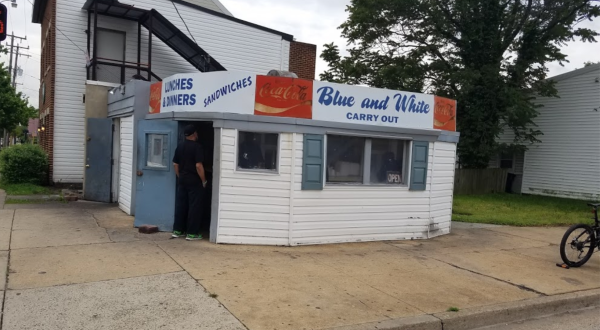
[153,72,457,132]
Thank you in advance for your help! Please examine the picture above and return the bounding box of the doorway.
[178,121,215,236]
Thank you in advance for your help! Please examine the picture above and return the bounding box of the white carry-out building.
[97,71,460,246]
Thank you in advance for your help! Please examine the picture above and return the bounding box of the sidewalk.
[1,201,599,330]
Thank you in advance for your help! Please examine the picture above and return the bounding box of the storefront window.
[146,133,168,168]
[326,135,408,185]
[237,131,279,171]
[370,138,405,184]
[326,135,365,183]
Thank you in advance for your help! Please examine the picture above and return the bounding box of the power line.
[23,0,29,44]
[18,86,39,93]
[26,0,86,55]
[23,72,40,81]
[171,1,198,44]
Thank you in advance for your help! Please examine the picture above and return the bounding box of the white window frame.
[143,131,171,171]
[234,129,281,175]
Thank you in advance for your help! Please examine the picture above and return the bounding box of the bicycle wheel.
[560,224,596,267]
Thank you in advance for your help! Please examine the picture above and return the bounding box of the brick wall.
[288,41,317,80]
[39,0,56,183]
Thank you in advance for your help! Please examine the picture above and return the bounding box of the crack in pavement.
[433,257,547,296]
[155,243,251,330]
[1,209,16,330]
[83,209,113,242]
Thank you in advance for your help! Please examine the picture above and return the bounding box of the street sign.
[0,3,6,42]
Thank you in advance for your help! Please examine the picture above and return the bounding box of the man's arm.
[174,163,180,178]
[196,163,206,186]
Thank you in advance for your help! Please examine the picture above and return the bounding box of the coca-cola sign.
[254,75,313,119]
[433,96,457,131]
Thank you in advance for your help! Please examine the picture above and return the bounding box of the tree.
[0,46,38,147]
[584,61,600,66]
[321,0,600,168]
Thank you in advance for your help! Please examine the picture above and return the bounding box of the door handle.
[137,170,143,176]
[86,164,90,168]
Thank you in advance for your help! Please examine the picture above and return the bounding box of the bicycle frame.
[590,204,600,250]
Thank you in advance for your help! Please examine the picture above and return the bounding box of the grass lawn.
[452,193,597,226]
[0,182,52,196]
[4,199,50,205]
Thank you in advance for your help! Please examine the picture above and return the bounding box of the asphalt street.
[475,307,600,330]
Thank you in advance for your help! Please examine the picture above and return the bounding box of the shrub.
[0,144,49,184]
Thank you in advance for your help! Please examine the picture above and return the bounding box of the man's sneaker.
[186,234,203,241]
[171,231,185,238]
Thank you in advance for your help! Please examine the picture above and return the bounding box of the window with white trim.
[237,131,279,171]
[326,135,408,185]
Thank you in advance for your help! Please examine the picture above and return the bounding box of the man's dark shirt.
[173,140,204,185]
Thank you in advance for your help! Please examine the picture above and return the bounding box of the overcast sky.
[1,0,599,109]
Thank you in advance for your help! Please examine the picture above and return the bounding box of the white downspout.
[288,133,297,246]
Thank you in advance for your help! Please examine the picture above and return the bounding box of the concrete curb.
[323,289,600,330]
[325,315,442,330]
[434,288,600,330]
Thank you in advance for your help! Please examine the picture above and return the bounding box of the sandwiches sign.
[150,71,457,132]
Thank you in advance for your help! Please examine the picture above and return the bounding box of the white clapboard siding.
[428,142,457,237]
[291,138,436,246]
[521,66,600,200]
[53,0,290,183]
[182,0,232,15]
[216,129,292,245]
[118,116,134,215]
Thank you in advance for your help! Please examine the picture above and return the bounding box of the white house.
[31,0,315,187]
[491,64,600,200]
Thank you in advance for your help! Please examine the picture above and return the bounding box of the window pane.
[500,160,513,169]
[238,132,278,170]
[370,139,405,184]
[326,135,365,183]
[146,133,168,168]
[500,152,513,169]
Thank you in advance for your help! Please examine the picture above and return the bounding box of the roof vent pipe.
[266,70,298,78]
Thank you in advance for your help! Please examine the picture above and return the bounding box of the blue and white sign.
[160,71,256,114]
[312,81,434,129]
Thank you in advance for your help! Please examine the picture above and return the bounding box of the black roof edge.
[32,0,48,24]
[171,0,294,42]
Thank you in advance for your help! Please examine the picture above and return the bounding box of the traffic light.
[0,3,7,42]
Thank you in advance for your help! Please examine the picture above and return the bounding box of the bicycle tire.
[560,224,596,267]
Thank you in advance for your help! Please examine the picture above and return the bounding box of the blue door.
[84,118,113,202]
[134,119,179,231]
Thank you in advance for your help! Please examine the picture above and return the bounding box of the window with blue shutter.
[302,134,324,190]
[409,141,429,191]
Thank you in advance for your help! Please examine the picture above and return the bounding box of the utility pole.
[6,32,26,83]
[2,33,27,148]
[12,44,30,88]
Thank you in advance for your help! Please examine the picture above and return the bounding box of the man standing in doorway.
[172,124,207,241]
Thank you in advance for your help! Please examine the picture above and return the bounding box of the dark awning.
[83,0,225,72]
[83,0,148,21]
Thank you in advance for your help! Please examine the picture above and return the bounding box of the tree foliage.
[0,46,38,139]
[321,0,600,168]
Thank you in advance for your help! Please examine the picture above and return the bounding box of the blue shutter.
[302,134,324,190]
[410,141,429,191]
